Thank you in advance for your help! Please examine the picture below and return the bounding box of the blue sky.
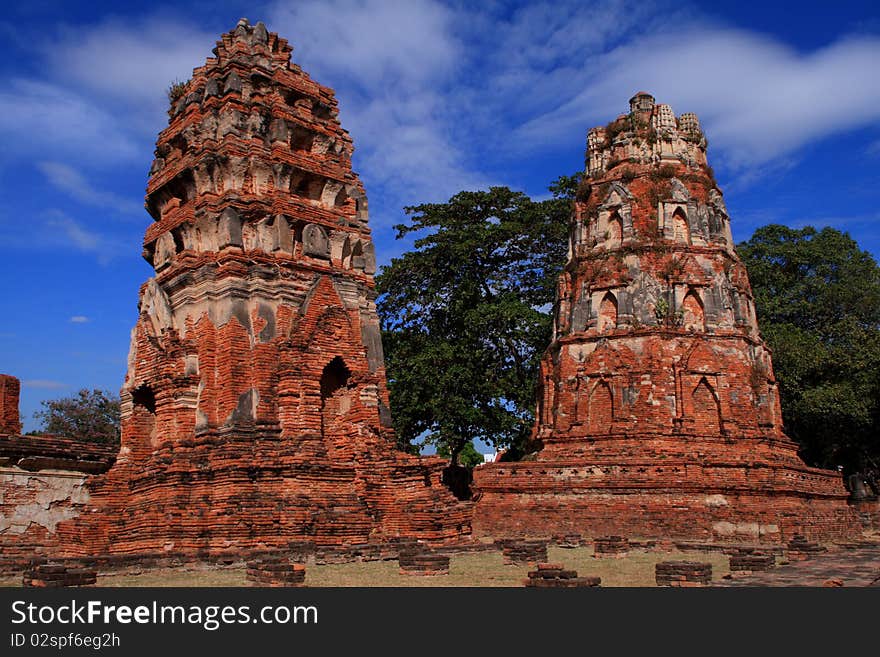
[1,0,878,433]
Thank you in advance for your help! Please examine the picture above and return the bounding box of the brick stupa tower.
[472,92,866,543]
[60,19,470,558]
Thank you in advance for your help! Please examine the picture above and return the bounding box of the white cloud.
[69,316,90,324]
[38,161,141,215]
[515,25,880,169]
[267,0,490,214]
[0,79,138,162]
[47,15,217,110]
[22,380,68,390]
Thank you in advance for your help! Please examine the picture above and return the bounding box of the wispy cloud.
[38,161,141,215]
[69,316,90,324]
[0,79,138,163]
[22,379,68,390]
[514,24,880,170]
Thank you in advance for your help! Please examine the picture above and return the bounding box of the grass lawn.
[0,546,732,587]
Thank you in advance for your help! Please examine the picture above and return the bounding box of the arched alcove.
[131,384,157,446]
[597,292,618,333]
[692,377,722,434]
[320,357,352,439]
[607,210,623,247]
[681,289,705,331]
[672,207,690,244]
[588,380,613,433]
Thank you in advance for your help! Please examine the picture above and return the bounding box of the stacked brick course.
[49,19,469,561]
[473,92,872,544]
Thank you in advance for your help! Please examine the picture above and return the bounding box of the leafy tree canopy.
[33,388,121,444]
[738,225,880,488]
[376,181,575,463]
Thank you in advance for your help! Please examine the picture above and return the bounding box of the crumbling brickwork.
[0,424,116,573]
[472,93,873,543]
[53,19,470,560]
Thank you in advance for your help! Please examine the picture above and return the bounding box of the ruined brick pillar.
[0,374,21,436]
[472,93,865,544]
[58,19,470,559]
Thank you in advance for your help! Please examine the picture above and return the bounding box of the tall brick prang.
[472,92,871,543]
[56,19,471,559]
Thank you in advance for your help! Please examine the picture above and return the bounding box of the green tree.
[34,388,121,444]
[738,225,880,491]
[376,181,574,464]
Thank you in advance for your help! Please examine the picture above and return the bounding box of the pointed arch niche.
[320,356,352,439]
[681,289,705,331]
[672,207,690,244]
[597,291,618,333]
[691,376,722,435]
[588,379,613,433]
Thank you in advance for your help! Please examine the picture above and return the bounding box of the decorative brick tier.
[594,535,630,557]
[473,92,871,544]
[498,539,548,565]
[525,563,601,588]
[246,557,306,587]
[23,563,97,588]
[50,19,471,561]
[655,561,712,587]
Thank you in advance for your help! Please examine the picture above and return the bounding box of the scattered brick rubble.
[593,536,630,557]
[655,561,712,587]
[23,563,97,588]
[525,563,601,588]
[472,92,871,543]
[246,557,306,587]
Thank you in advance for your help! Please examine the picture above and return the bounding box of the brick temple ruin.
[1,20,470,567]
[472,92,876,543]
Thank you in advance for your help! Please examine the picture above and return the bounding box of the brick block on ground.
[398,551,450,576]
[729,552,776,572]
[525,563,601,588]
[499,539,548,565]
[594,535,630,557]
[246,557,306,587]
[23,564,97,588]
[655,561,712,587]
[787,535,827,561]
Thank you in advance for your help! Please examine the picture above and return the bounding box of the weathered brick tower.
[59,19,470,558]
[473,92,866,543]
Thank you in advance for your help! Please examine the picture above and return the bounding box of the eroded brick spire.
[473,92,866,544]
[55,20,471,559]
